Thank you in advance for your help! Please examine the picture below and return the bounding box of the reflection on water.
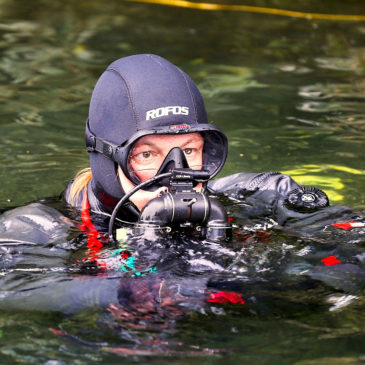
[0,0,364,363]
[197,64,266,98]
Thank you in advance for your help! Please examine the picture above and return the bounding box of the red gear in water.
[208,291,245,305]
[321,256,341,266]
[78,190,105,262]
[332,221,365,230]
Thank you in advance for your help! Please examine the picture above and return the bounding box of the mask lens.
[127,150,160,183]
[201,131,227,178]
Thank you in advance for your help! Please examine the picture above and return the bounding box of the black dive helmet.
[85,54,228,207]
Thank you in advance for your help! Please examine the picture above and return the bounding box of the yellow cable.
[127,0,365,21]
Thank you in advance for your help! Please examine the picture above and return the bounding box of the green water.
[0,0,364,363]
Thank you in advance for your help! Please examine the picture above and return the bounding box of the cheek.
[198,149,203,164]
[118,166,134,193]
[189,150,203,169]
[130,155,169,182]
[134,169,155,182]
[130,159,159,182]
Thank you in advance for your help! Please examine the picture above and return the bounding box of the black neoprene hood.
[86,54,228,203]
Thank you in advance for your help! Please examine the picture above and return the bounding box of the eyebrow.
[134,136,204,150]
[180,137,204,147]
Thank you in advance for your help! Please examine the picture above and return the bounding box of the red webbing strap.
[78,189,104,260]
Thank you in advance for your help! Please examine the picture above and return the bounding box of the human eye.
[141,151,152,159]
[183,148,194,156]
[132,150,157,165]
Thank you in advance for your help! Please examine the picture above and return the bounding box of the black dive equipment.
[86,120,228,191]
[108,148,231,242]
[284,187,329,213]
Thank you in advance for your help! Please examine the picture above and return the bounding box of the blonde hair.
[68,167,92,206]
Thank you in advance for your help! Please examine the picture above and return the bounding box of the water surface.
[0,0,364,363]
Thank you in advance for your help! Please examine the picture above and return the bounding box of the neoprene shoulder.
[208,172,332,225]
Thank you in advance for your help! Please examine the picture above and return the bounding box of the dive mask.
[86,120,228,188]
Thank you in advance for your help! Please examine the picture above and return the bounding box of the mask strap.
[85,119,119,160]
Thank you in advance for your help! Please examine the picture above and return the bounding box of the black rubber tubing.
[108,172,173,239]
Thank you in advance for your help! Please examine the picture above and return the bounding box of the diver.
[1,53,363,250]
[1,54,364,321]
[62,53,346,243]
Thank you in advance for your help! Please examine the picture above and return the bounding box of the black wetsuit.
[0,172,364,314]
[63,171,358,239]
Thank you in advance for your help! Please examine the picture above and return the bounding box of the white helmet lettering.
[146,106,189,120]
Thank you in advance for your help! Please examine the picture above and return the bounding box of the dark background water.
[0,0,364,363]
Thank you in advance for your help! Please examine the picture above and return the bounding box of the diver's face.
[128,133,204,182]
[118,133,204,211]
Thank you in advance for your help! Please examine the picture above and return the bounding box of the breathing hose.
[108,172,172,238]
